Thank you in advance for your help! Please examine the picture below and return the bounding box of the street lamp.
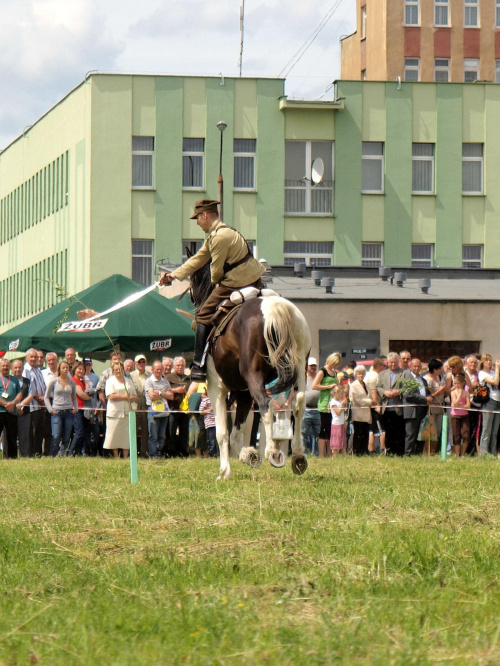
[217,120,227,219]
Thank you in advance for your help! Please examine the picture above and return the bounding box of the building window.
[182,240,203,262]
[362,142,384,193]
[404,58,420,82]
[182,138,204,189]
[132,137,154,189]
[233,139,256,190]
[496,60,500,83]
[412,144,434,194]
[435,58,450,82]
[462,245,483,268]
[462,144,483,194]
[361,243,383,267]
[497,0,500,28]
[464,58,479,82]
[405,0,419,25]
[464,0,479,27]
[435,0,449,26]
[361,69,367,80]
[132,240,153,285]
[283,241,333,267]
[284,141,334,215]
[361,6,367,39]
[412,244,433,267]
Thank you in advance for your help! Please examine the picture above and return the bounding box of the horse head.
[186,247,214,313]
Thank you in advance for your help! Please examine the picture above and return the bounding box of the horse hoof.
[291,455,308,476]
[269,451,286,468]
[248,451,262,468]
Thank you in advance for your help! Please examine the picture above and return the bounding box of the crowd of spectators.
[303,351,500,458]
[0,348,217,460]
[2,347,498,460]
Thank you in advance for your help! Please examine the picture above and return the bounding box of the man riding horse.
[160,199,265,382]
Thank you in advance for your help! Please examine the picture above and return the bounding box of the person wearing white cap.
[301,357,320,456]
[130,355,151,457]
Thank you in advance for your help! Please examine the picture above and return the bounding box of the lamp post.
[217,120,227,220]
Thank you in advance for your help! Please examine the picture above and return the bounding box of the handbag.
[149,398,169,415]
[472,384,490,405]
[179,395,189,412]
[272,415,293,440]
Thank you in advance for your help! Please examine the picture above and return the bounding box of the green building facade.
[0,75,499,331]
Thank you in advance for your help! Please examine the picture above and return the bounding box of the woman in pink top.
[450,374,470,457]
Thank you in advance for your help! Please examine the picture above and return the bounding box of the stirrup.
[190,364,207,382]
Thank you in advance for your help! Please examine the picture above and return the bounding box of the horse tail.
[262,298,304,393]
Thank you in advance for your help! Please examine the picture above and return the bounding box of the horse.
[188,258,311,480]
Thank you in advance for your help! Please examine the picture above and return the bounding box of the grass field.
[0,456,499,665]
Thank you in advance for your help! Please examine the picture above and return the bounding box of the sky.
[0,0,356,150]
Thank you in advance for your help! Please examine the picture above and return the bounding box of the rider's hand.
[160,273,175,287]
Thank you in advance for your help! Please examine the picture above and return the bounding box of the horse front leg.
[207,358,231,480]
[290,364,308,475]
[247,378,286,468]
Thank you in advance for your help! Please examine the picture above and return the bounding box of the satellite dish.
[311,158,324,185]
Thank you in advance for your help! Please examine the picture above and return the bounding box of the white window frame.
[361,142,384,194]
[283,241,333,267]
[496,60,500,84]
[233,139,256,191]
[404,0,419,26]
[182,138,205,190]
[435,0,449,26]
[434,58,450,82]
[462,245,483,269]
[412,143,434,194]
[132,137,154,190]
[284,141,334,216]
[361,6,367,40]
[132,239,153,285]
[462,144,484,195]
[404,58,420,82]
[464,0,479,27]
[412,244,434,268]
[464,58,479,83]
[361,243,383,267]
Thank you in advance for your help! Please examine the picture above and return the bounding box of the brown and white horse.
[189,261,311,480]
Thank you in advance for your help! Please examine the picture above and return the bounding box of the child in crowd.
[450,373,470,457]
[199,386,218,457]
[329,384,348,457]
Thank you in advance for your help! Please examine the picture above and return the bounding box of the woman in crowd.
[349,365,374,455]
[423,358,446,455]
[103,361,138,458]
[478,354,500,456]
[311,352,342,458]
[44,360,78,456]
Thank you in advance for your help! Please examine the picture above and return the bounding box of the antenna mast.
[238,0,245,77]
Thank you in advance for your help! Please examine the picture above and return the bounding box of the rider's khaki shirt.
[174,220,264,287]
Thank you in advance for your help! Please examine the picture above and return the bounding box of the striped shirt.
[23,363,47,412]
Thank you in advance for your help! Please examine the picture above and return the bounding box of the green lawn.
[0,456,499,665]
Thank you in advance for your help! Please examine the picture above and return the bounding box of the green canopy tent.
[0,274,194,356]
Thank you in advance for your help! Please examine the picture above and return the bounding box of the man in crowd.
[18,349,47,457]
[0,358,23,459]
[160,199,265,381]
[377,352,405,456]
[130,354,151,457]
[124,359,135,373]
[165,357,190,457]
[401,358,433,456]
[144,361,172,459]
[301,357,320,456]
[399,351,411,371]
[162,357,174,377]
[65,348,77,369]
[36,351,45,369]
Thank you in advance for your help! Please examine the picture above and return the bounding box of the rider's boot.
[190,323,211,382]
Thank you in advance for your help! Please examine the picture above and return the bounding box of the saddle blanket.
[230,286,278,304]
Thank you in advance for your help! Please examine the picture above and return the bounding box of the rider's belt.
[223,252,252,275]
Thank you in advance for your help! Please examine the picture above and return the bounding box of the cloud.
[0,0,124,147]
